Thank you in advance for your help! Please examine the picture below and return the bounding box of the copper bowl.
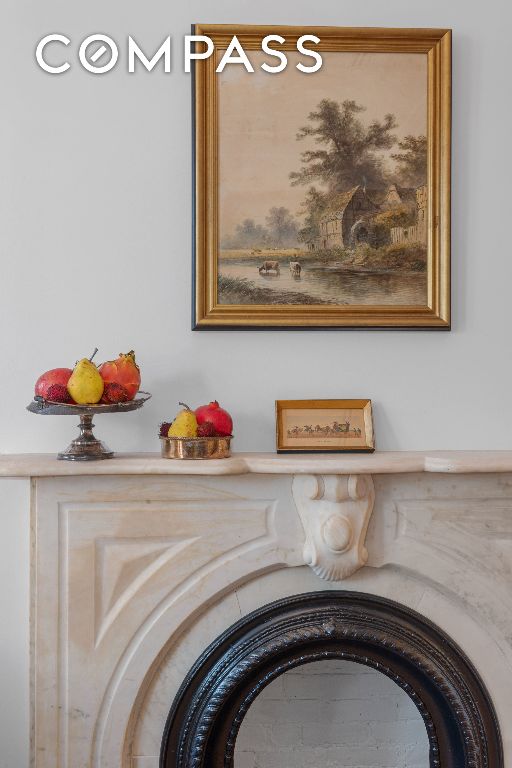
[160,435,232,460]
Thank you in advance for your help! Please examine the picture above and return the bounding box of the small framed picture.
[275,399,374,453]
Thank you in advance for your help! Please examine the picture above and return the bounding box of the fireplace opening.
[160,591,503,768]
[235,659,430,767]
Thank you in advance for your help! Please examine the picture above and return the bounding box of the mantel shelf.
[2,451,512,478]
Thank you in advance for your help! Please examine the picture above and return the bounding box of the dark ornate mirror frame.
[160,591,503,768]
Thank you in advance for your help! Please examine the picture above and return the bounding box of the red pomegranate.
[98,351,141,401]
[35,368,73,399]
[194,401,233,437]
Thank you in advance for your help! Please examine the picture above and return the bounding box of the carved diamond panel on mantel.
[377,492,512,657]
[395,497,512,579]
[94,536,199,647]
[61,497,280,654]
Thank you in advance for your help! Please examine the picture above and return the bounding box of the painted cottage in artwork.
[314,186,379,250]
[390,185,428,245]
[307,182,428,251]
[381,183,417,211]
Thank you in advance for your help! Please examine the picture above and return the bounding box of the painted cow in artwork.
[258,260,280,275]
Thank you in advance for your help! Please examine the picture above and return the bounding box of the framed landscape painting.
[193,25,451,329]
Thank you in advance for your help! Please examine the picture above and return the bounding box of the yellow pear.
[168,404,198,438]
[67,358,104,404]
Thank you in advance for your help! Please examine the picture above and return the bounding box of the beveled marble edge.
[1,451,512,477]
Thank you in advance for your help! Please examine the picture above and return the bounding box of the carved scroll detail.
[292,474,375,581]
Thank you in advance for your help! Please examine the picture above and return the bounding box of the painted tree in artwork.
[296,186,328,245]
[391,135,427,187]
[265,206,299,247]
[230,218,269,249]
[221,208,300,249]
[290,99,398,193]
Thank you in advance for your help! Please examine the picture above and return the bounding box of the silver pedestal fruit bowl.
[27,392,151,460]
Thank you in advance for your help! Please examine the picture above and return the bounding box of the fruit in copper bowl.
[99,351,140,401]
[194,401,233,437]
[35,368,73,400]
[159,401,234,459]
[167,403,198,438]
[197,422,217,437]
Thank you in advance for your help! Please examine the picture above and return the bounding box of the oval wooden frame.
[160,591,502,767]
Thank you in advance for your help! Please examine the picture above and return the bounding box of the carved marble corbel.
[292,474,375,581]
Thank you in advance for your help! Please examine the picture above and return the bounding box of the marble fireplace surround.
[5,451,512,767]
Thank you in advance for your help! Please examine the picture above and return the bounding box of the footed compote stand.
[27,392,151,460]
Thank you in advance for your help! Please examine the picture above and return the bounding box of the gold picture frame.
[275,399,374,452]
[193,24,451,329]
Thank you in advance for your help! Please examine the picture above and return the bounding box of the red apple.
[194,401,233,437]
[35,368,73,399]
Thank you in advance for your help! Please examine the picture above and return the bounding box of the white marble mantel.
[12,451,512,768]
[4,449,512,476]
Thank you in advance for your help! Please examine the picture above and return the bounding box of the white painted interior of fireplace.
[235,660,429,768]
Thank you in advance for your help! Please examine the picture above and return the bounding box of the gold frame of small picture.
[275,399,374,452]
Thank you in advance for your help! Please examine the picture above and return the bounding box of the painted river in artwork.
[219,259,427,306]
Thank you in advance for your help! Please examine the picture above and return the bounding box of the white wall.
[0,0,510,456]
[0,0,510,766]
